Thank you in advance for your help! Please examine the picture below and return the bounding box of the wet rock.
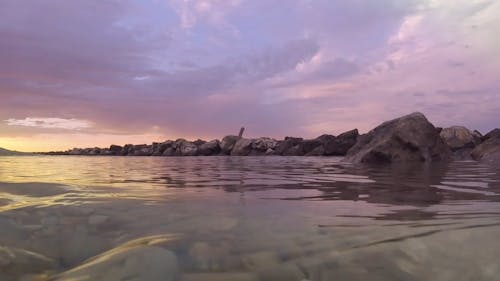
[345,112,450,164]
[440,126,479,151]
[193,139,206,146]
[198,139,220,156]
[306,145,325,156]
[220,135,240,155]
[178,140,198,156]
[323,129,359,156]
[251,138,278,155]
[481,128,500,141]
[108,145,122,155]
[131,144,153,156]
[231,138,254,156]
[153,141,174,156]
[275,137,304,155]
[471,132,500,162]
[295,139,323,156]
[163,147,176,156]
[53,235,179,281]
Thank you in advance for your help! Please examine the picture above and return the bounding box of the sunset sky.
[1,0,499,152]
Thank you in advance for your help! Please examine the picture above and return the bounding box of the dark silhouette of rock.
[109,145,123,155]
[471,131,500,162]
[251,138,278,155]
[345,112,450,164]
[198,140,220,156]
[323,129,359,156]
[275,137,303,155]
[220,135,240,155]
[231,138,254,156]
[482,128,500,141]
[177,140,198,156]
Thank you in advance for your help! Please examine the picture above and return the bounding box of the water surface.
[1,156,500,281]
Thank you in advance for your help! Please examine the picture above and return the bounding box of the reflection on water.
[1,156,500,280]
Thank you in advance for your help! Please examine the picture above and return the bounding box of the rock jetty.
[41,112,500,164]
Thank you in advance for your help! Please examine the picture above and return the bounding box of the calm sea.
[1,156,500,281]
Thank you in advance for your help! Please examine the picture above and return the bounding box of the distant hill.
[0,147,30,156]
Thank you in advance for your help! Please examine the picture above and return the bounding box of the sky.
[0,0,499,152]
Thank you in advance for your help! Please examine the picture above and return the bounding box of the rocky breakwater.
[44,130,360,157]
[42,112,500,164]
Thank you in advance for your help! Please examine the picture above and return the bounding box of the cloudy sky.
[1,0,499,151]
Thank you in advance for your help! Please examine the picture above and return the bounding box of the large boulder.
[345,112,450,164]
[198,139,221,156]
[275,137,303,155]
[52,235,179,281]
[471,132,500,162]
[231,138,254,156]
[439,126,479,151]
[152,141,174,156]
[251,138,278,155]
[131,144,153,156]
[109,145,123,155]
[323,129,359,156]
[482,128,500,141]
[178,140,198,156]
[220,135,240,155]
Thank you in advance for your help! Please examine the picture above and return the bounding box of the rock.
[122,144,134,155]
[251,138,278,155]
[323,129,359,156]
[163,147,176,156]
[198,139,221,156]
[293,139,323,156]
[53,235,179,281]
[306,145,325,156]
[231,138,254,156]
[193,139,206,146]
[471,132,500,162]
[440,126,479,151]
[109,145,123,155]
[220,135,240,155]
[131,144,153,156]
[0,246,56,275]
[482,128,500,141]
[345,112,450,164]
[275,137,303,155]
[178,140,198,156]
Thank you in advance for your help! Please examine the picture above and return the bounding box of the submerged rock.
[345,112,450,164]
[53,235,179,281]
[0,246,56,275]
